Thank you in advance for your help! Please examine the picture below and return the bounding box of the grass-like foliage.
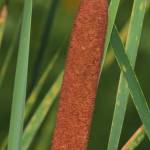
[7,0,32,150]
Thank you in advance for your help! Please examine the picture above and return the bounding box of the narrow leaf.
[122,126,145,150]
[111,26,150,141]
[21,72,63,150]
[101,0,121,71]
[107,0,147,149]
[7,0,32,150]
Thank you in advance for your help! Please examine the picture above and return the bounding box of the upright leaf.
[101,0,121,71]
[111,27,150,141]
[7,0,32,150]
[107,0,147,149]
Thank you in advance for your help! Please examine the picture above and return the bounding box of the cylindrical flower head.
[52,0,108,149]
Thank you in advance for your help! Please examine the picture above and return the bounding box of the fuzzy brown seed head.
[52,0,108,149]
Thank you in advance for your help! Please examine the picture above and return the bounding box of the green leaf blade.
[107,0,147,149]
[7,0,32,150]
[101,0,121,71]
[111,26,150,142]
[21,72,63,150]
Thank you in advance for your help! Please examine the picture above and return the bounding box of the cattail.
[52,0,108,149]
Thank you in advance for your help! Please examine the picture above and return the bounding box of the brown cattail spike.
[52,0,108,149]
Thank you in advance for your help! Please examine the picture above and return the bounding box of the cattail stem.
[52,0,108,149]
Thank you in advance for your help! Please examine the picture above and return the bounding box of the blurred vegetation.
[0,0,150,149]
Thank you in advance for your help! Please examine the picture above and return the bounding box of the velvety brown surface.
[52,0,108,149]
